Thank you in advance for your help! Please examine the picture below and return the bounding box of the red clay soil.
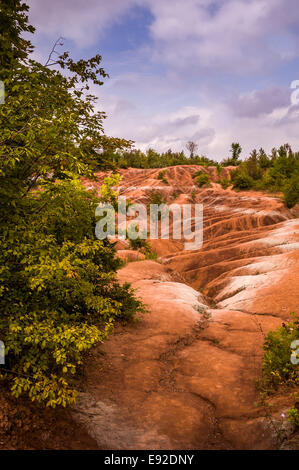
[1,165,298,449]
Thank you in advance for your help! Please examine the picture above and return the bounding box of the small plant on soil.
[129,237,147,250]
[126,226,157,259]
[157,170,169,185]
[260,313,299,392]
[256,313,299,443]
[288,395,299,427]
[195,173,210,188]
[189,191,197,203]
[219,178,230,189]
[148,190,167,206]
[216,164,223,177]
[148,191,167,221]
[144,247,157,260]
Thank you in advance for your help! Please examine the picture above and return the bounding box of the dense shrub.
[195,173,210,187]
[219,178,230,189]
[261,315,299,390]
[257,314,299,428]
[157,170,168,184]
[127,224,147,250]
[232,172,254,190]
[129,237,147,250]
[288,405,299,427]
[128,237,155,259]
[216,164,223,176]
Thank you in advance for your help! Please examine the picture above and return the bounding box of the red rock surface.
[72,166,299,449]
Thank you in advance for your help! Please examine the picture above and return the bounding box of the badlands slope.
[73,165,299,450]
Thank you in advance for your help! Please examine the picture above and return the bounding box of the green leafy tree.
[283,174,299,208]
[231,142,242,162]
[246,150,262,180]
[0,0,143,406]
[258,148,271,169]
[0,0,34,76]
[95,136,134,168]
[221,143,242,167]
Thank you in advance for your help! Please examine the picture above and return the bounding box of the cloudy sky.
[27,0,299,160]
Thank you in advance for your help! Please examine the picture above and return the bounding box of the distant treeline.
[98,139,299,208]
[112,147,217,169]
[97,136,219,169]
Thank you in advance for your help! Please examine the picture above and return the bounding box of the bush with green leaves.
[0,176,143,407]
[216,164,223,176]
[288,404,299,427]
[129,237,155,259]
[157,170,168,184]
[258,314,299,428]
[148,191,167,206]
[193,170,204,178]
[219,178,230,189]
[261,315,299,391]
[126,224,147,251]
[147,191,168,222]
[0,0,143,407]
[283,175,299,208]
[195,172,210,188]
[129,238,146,250]
[232,172,254,190]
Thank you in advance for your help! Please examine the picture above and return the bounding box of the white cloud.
[229,87,291,118]
[27,0,135,47]
[26,0,299,159]
[27,0,299,72]
[146,0,299,73]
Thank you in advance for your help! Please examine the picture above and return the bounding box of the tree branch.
[44,37,64,67]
